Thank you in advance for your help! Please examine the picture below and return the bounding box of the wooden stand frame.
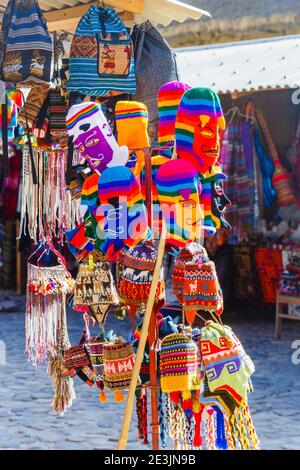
[275,293,300,340]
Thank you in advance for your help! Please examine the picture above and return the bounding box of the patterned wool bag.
[68,5,136,97]
[1,0,53,86]
[73,253,119,324]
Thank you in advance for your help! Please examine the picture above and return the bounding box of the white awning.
[176,34,300,93]
[0,0,210,31]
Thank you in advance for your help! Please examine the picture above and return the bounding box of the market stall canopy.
[0,0,211,31]
[176,34,300,94]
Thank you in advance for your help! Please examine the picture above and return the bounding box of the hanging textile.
[219,124,254,238]
[286,113,300,207]
[19,146,80,244]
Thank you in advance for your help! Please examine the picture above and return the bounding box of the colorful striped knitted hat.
[156,159,202,248]
[80,173,100,216]
[158,81,191,151]
[115,101,150,176]
[160,333,200,393]
[66,102,101,141]
[98,166,149,260]
[175,87,225,175]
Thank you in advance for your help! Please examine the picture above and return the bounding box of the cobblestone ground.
[0,292,300,450]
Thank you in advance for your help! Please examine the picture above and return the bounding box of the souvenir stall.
[176,36,300,311]
[0,0,260,451]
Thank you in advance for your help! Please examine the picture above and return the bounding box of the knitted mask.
[211,167,231,230]
[97,166,149,261]
[172,242,223,322]
[140,154,170,236]
[158,81,191,156]
[117,240,165,329]
[156,159,202,248]
[175,87,225,175]
[115,101,150,176]
[160,333,201,394]
[66,102,128,173]
[201,164,231,234]
[199,321,255,404]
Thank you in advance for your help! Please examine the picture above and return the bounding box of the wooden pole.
[117,224,166,450]
[144,148,160,450]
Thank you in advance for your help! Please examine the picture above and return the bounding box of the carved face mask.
[66,102,128,173]
[156,159,202,248]
[175,87,226,175]
[97,166,149,261]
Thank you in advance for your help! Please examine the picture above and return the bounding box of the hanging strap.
[20,90,37,184]
[2,92,9,177]
[66,136,74,186]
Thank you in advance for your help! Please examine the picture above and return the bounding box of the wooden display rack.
[275,292,300,340]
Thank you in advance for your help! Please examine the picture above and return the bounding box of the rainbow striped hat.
[66,102,104,141]
[175,87,226,173]
[158,81,191,149]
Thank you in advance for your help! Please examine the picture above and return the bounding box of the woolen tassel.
[192,399,203,448]
[182,391,192,413]
[240,400,260,450]
[158,390,167,449]
[136,389,144,442]
[141,388,149,445]
[114,389,125,403]
[48,352,76,416]
[169,391,182,404]
[213,406,228,450]
[236,406,250,450]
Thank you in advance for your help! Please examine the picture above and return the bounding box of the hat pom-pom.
[169,391,181,404]
[181,391,192,411]
[114,389,125,403]
[99,389,108,403]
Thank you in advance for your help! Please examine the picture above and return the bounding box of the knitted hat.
[98,166,149,261]
[115,101,150,176]
[160,333,200,393]
[172,243,223,320]
[80,172,100,216]
[66,101,128,173]
[102,338,139,402]
[66,225,95,261]
[156,159,202,248]
[118,240,165,329]
[158,81,191,155]
[175,87,225,175]
[199,321,255,404]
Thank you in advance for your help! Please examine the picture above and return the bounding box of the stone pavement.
[0,292,300,450]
